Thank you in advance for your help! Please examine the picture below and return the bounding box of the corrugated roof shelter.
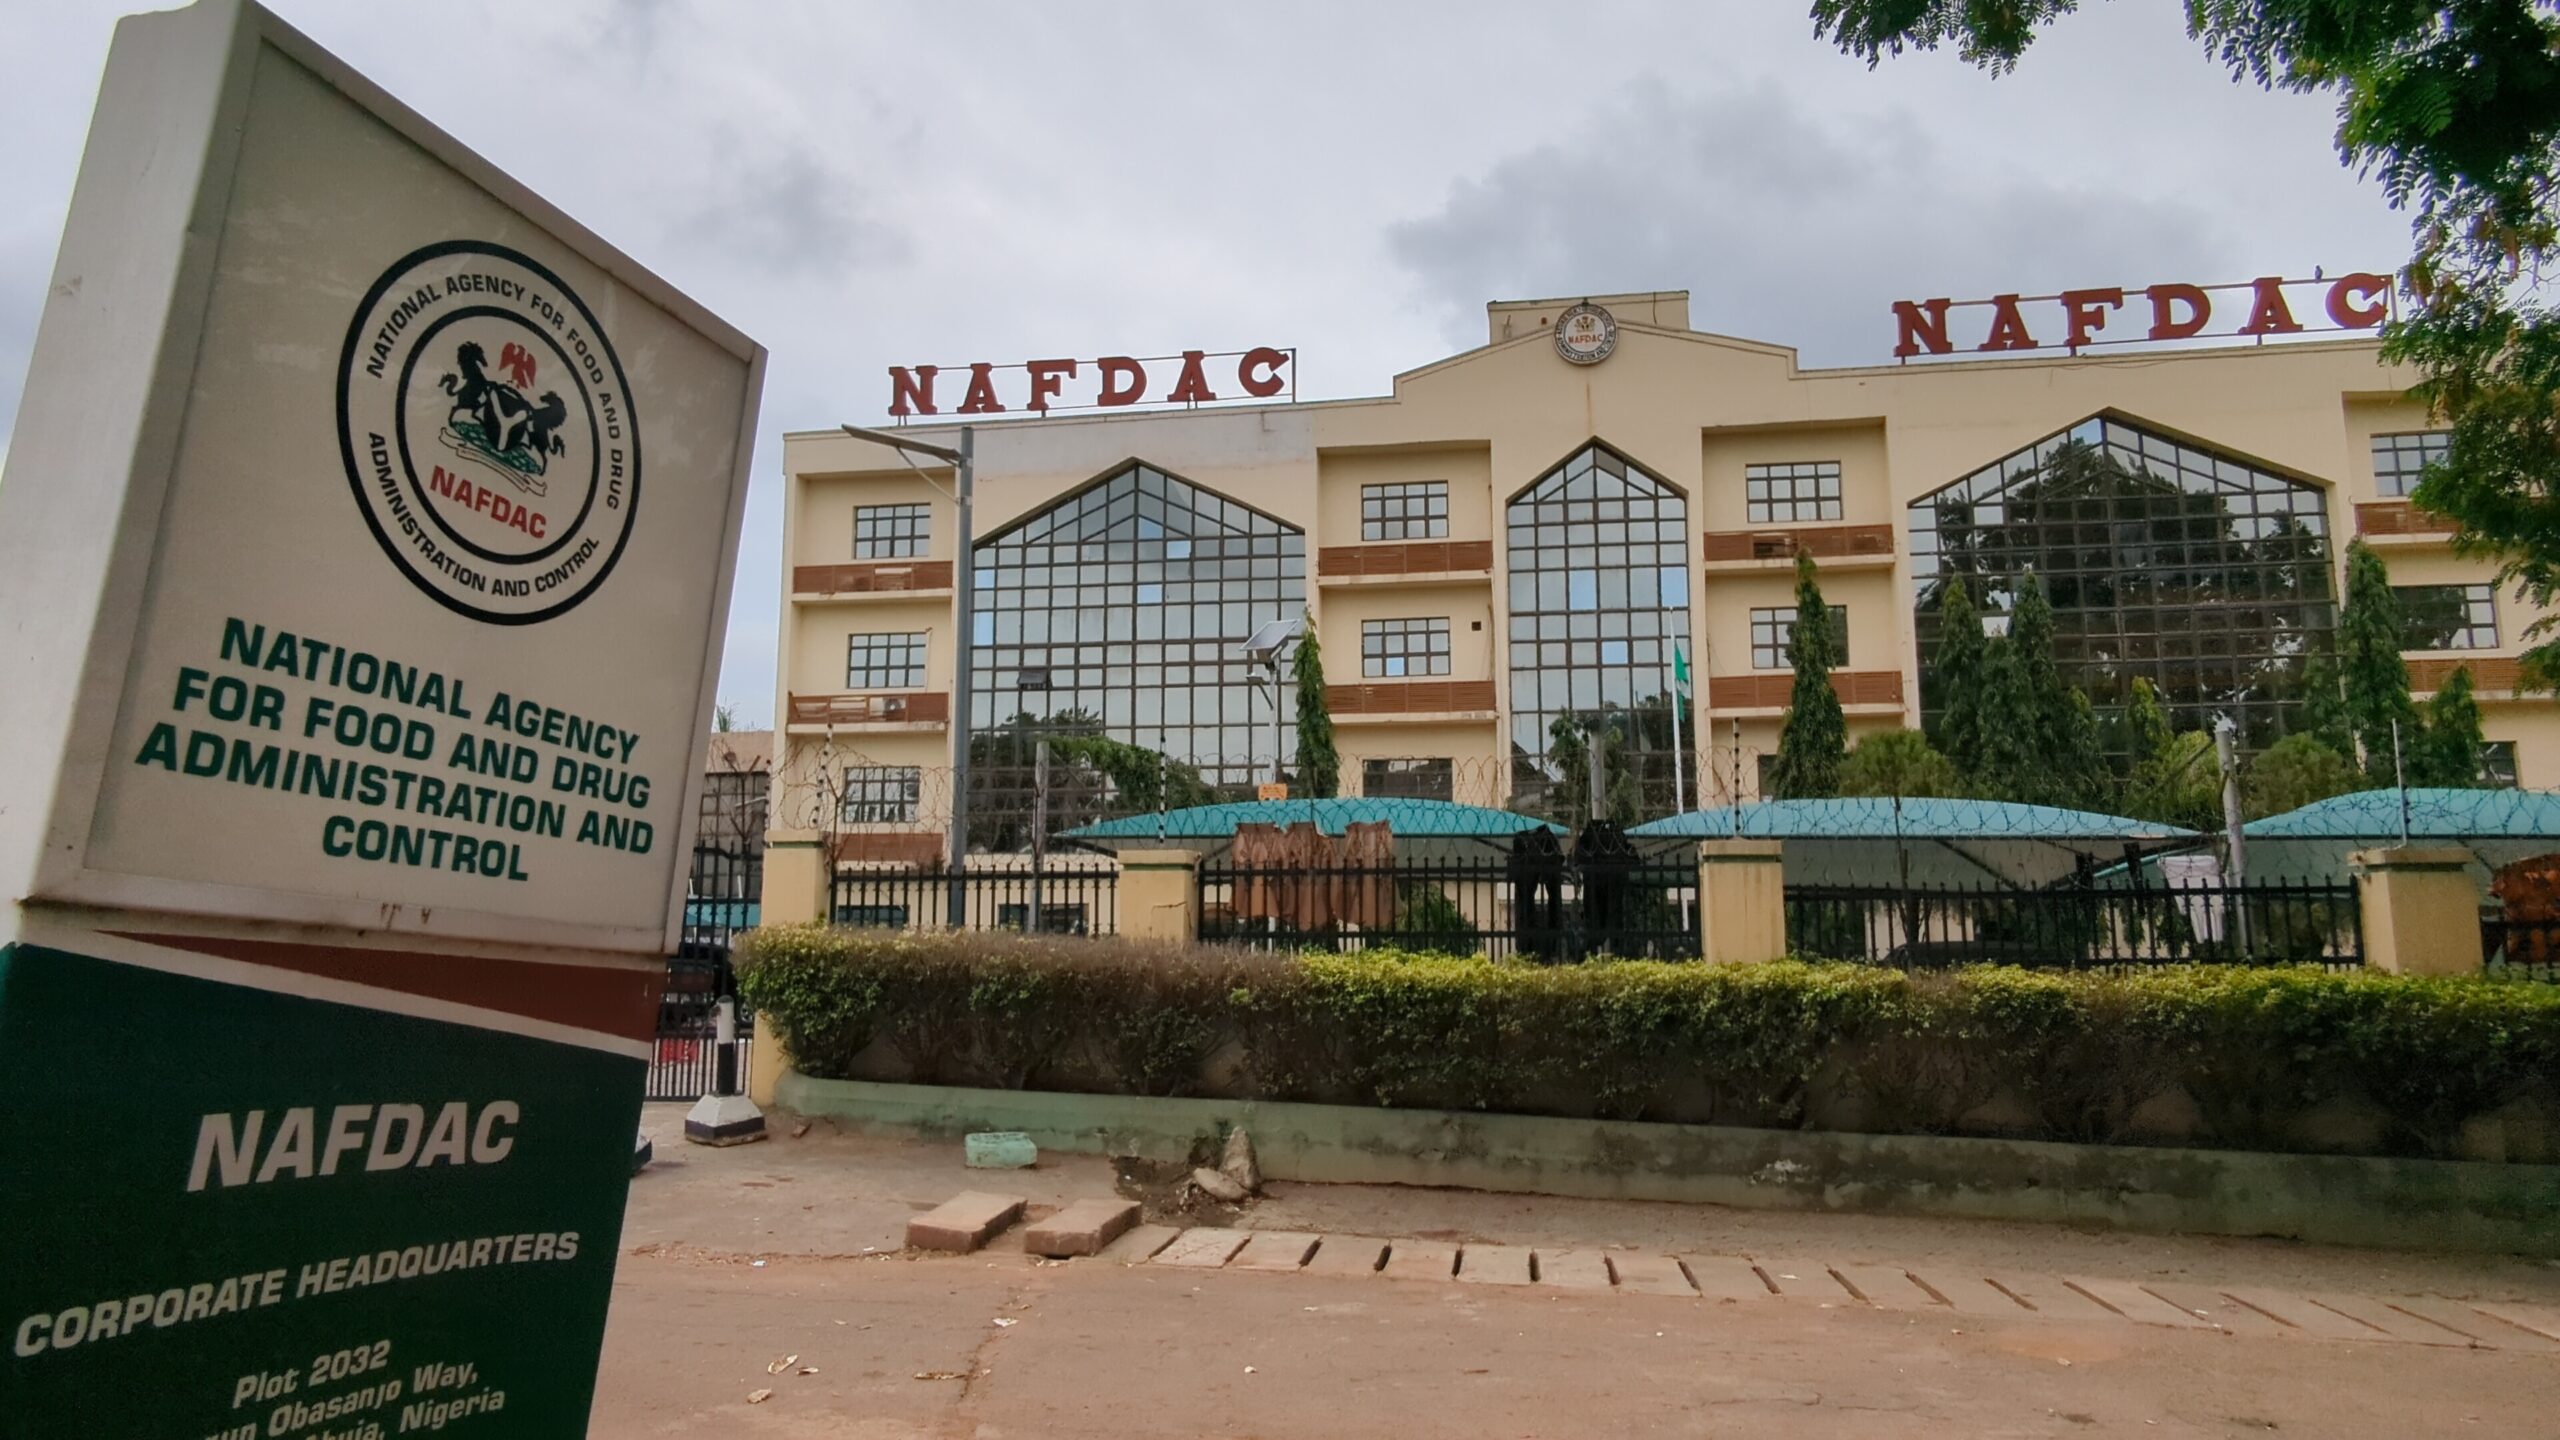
[1062,797,1561,858]
[2242,788,2560,882]
[1631,797,2198,887]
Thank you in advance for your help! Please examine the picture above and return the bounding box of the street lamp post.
[841,423,974,929]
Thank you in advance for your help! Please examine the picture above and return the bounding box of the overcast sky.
[0,1,2411,726]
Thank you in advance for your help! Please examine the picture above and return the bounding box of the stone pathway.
[1080,1226,2560,1351]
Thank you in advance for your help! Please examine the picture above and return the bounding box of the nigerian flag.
[1672,642,1691,697]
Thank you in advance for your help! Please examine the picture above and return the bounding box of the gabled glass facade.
[1505,443,1693,820]
[969,462,1306,786]
[1909,414,2337,749]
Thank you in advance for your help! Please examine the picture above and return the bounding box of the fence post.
[748,1010,789,1108]
[2351,845,2484,976]
[759,828,833,925]
[1697,839,1786,963]
[1117,849,1200,943]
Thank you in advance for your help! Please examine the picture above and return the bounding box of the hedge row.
[734,926,2560,1161]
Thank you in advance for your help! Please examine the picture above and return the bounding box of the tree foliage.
[1837,728,1963,799]
[2245,732,2363,820]
[1768,554,1847,799]
[1927,576,1990,778]
[2118,679,2221,830]
[1813,0,2560,682]
[2337,539,2422,783]
[2417,663,2489,787]
[1292,611,1339,798]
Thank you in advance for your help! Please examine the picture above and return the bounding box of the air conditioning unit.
[879,695,907,718]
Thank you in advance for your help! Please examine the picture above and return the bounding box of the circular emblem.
[1553,302,1617,366]
[336,240,640,625]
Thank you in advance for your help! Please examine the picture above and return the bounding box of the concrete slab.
[2065,1276,2222,1330]
[1231,1232,1322,1272]
[2380,1296,2559,1351]
[1455,1244,1535,1286]
[1606,1253,1696,1297]
[1023,1198,1141,1258]
[1751,1258,1853,1303]
[2142,1284,2297,1339]
[1982,1273,2125,1323]
[906,1191,1027,1254]
[2467,1300,2560,1344]
[1151,1227,1252,1268]
[1912,1274,2036,1318]
[1301,1236,1388,1278]
[1536,1249,1613,1291]
[1094,1223,1179,1264]
[2304,1292,2473,1345]
[1680,1255,1777,1303]
[2222,1289,2391,1341]
[1380,1239,1459,1282]
[1831,1265,1943,1312]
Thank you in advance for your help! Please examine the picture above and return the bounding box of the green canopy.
[1630,797,2198,887]
[1061,797,1561,857]
[2241,788,2560,882]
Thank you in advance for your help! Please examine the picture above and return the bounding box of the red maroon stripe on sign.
[109,931,663,1044]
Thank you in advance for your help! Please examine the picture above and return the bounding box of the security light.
[1241,616,1304,663]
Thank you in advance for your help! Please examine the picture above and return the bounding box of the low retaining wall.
[776,1070,2560,1257]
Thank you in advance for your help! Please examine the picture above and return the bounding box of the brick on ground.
[1680,1255,1777,1303]
[1380,1239,1460,1282]
[1455,1245,1534,1286]
[1231,1232,1322,1272]
[2064,1277,2222,1331]
[906,1191,1027,1254]
[1023,1199,1142,1259]
[1606,1253,1695,1297]
[1094,1223,1180,1264]
[1535,1249,1612,1291]
[1301,1236,1388,1278]
[1151,1227,1252,1269]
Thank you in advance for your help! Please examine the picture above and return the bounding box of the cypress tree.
[1768,554,1847,799]
[2336,540,2420,784]
[1972,634,2039,801]
[2418,665,2486,788]
[2007,574,2103,805]
[1930,578,1989,782]
[1290,612,1339,798]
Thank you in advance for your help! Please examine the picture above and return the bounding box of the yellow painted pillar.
[759,828,832,927]
[1116,848,1199,942]
[2352,845,2485,976]
[748,1010,790,1108]
[1697,839,1787,964]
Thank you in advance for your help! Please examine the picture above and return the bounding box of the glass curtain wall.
[1506,443,1694,823]
[1908,414,2337,751]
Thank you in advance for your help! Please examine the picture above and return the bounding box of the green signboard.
[0,943,645,1436]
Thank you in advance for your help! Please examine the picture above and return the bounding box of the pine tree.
[2298,649,2352,755]
[1929,578,1989,781]
[2006,574,2103,806]
[1290,612,1338,798]
[2336,540,2420,784]
[1767,554,1846,799]
[1971,634,2039,801]
[2417,665,2487,788]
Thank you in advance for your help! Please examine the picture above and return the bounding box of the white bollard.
[684,997,766,1146]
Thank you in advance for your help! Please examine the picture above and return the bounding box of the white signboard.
[0,0,764,955]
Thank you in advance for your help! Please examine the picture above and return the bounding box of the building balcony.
[792,559,955,601]
[1699,523,1897,573]
[785,690,949,731]
[1706,670,1906,718]
[1327,679,1498,724]
[2408,655,2526,698]
[1316,539,1494,587]
[2355,501,2457,545]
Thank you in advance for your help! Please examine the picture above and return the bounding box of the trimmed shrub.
[735,928,2560,1161]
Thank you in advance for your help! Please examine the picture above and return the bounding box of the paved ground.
[592,1105,2560,1437]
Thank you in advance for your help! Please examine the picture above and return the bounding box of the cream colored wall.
[1315,444,1493,545]
[787,597,954,695]
[1336,722,1506,804]
[791,471,953,567]
[2340,396,2444,503]
[1320,582,1497,683]
[2489,708,2560,789]
[1697,422,1891,531]
[1697,570,1900,675]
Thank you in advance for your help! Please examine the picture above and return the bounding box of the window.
[831,903,909,928]
[996,903,1091,935]
[2484,741,2519,788]
[2371,431,2450,499]
[1749,605,1849,669]
[1746,462,1842,524]
[1361,481,1449,541]
[846,632,926,689]
[968,462,1306,788]
[1362,756,1454,800]
[1909,415,2336,755]
[2395,583,2497,651]
[854,502,929,558]
[1505,443,1693,820]
[1362,617,1451,677]
[840,765,921,824]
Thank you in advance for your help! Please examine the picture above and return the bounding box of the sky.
[0,1,2414,727]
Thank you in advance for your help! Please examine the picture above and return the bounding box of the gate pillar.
[1118,849,1200,943]
[1697,840,1786,964]
[2352,846,2484,976]
[760,828,833,925]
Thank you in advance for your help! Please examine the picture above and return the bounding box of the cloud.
[1389,80,2236,368]
[667,140,912,280]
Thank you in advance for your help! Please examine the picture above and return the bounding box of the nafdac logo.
[336,241,642,625]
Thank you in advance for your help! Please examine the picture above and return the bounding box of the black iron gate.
[649,841,761,1102]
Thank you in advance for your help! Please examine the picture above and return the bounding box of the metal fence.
[829,867,1121,936]
[648,954,748,1101]
[1198,855,1701,962]
[1783,879,2365,971]
[2481,917,2560,982]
